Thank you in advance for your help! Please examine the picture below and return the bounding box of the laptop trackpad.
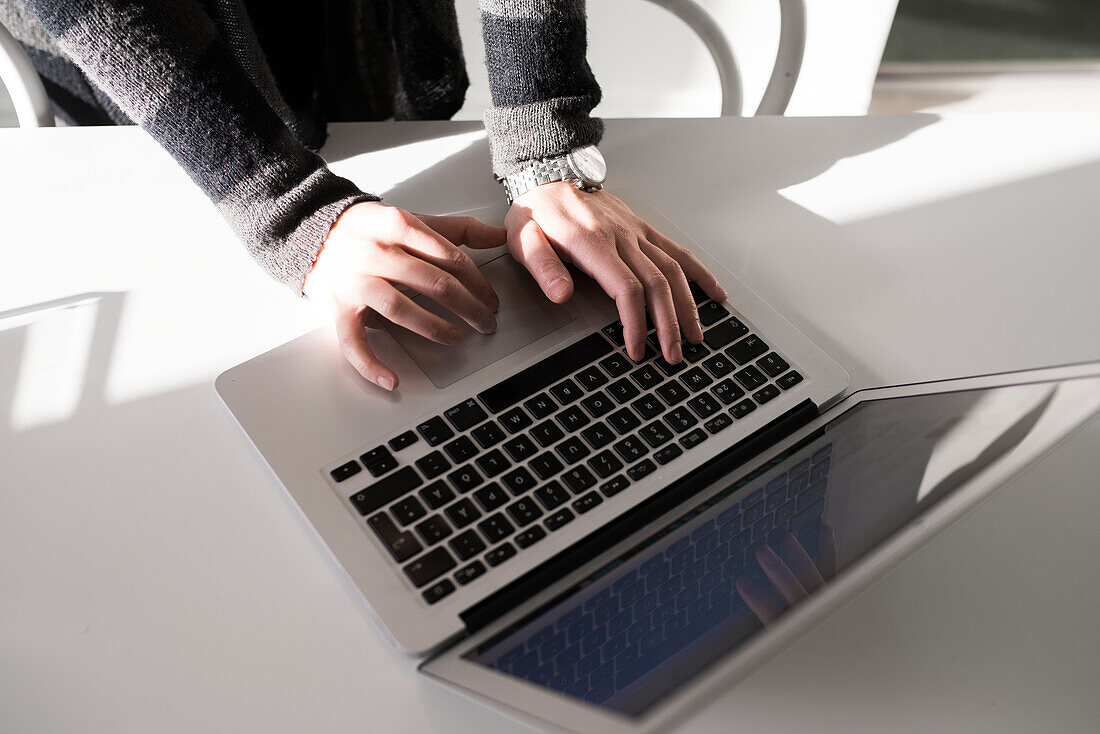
[388,253,575,389]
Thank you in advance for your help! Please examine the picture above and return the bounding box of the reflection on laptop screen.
[464,380,1060,716]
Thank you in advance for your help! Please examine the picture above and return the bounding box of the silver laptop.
[216,194,1100,732]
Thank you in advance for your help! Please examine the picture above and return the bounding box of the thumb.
[415,213,507,249]
[509,219,574,303]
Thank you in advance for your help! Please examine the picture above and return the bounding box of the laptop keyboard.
[482,442,834,704]
[326,285,807,606]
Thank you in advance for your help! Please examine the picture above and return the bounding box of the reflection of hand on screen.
[735,522,837,626]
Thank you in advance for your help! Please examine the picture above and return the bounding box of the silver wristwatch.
[500,145,607,204]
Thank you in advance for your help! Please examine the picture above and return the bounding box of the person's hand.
[304,201,506,391]
[735,523,838,626]
[505,183,727,363]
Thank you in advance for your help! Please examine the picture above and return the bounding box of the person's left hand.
[506,183,727,364]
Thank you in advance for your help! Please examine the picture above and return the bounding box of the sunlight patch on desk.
[326,129,487,196]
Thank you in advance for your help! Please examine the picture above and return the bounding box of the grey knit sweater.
[2,0,604,291]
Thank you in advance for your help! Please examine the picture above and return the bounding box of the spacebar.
[478,333,613,413]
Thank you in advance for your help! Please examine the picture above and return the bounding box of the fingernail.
[670,342,682,363]
[718,287,729,302]
[377,375,395,391]
[548,277,571,301]
[478,314,497,334]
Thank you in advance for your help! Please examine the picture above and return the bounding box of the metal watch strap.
[502,156,601,204]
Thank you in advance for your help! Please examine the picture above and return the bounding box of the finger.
[779,532,826,593]
[619,236,681,363]
[334,308,397,391]
[508,218,574,303]
[640,239,703,344]
[735,575,785,626]
[396,214,500,312]
[355,277,462,345]
[646,225,728,303]
[415,213,507,250]
[818,524,838,580]
[755,544,809,606]
[378,248,497,335]
[569,232,647,361]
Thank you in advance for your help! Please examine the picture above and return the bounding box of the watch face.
[567,146,607,186]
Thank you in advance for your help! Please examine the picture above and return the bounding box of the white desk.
[2,115,1099,733]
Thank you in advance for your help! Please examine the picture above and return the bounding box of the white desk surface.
[2,115,1099,733]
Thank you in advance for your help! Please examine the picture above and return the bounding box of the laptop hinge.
[459,398,820,635]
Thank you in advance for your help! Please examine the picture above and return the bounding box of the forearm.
[22,0,375,291]
[479,0,604,177]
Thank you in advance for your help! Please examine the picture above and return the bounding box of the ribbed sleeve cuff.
[483,97,604,178]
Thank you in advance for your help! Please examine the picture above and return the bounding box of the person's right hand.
[735,522,838,626]
[303,201,506,391]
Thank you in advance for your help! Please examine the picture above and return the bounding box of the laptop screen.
[461,378,1085,716]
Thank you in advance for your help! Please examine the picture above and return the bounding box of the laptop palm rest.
[387,252,576,389]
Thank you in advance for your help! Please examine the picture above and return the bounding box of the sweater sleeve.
[22,0,378,292]
[478,0,604,178]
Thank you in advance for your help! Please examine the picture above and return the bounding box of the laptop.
[215,193,1100,732]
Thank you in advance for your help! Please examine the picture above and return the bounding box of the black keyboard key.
[530,451,565,480]
[656,381,690,406]
[688,281,709,304]
[500,406,533,434]
[422,579,456,605]
[572,491,603,514]
[664,407,698,433]
[580,391,615,418]
[697,301,729,326]
[576,365,609,390]
[653,356,687,376]
[687,393,721,418]
[682,342,710,363]
[415,450,451,479]
[403,547,456,587]
[447,464,483,493]
[599,352,632,377]
[531,419,565,447]
[445,498,482,528]
[503,434,538,462]
[485,543,517,567]
[607,407,642,435]
[680,366,713,392]
[523,392,558,420]
[630,364,664,390]
[753,384,781,405]
[360,445,391,467]
[631,394,665,420]
[534,480,571,509]
[350,466,423,516]
[627,459,657,482]
[679,427,708,449]
[515,526,547,548]
[639,420,674,448]
[728,334,769,365]
[588,450,624,478]
[475,448,510,477]
[389,430,418,451]
[702,353,736,378]
[777,370,804,390]
[471,420,507,448]
[392,496,427,526]
[478,512,515,543]
[580,422,615,449]
[600,475,630,497]
[415,515,453,545]
[366,454,398,477]
[757,352,790,377]
[473,482,509,511]
[417,416,454,446]
[449,529,487,560]
[607,378,641,404]
[602,321,626,346]
[654,444,683,465]
[419,480,455,509]
[443,435,479,463]
[712,378,745,404]
[455,561,486,585]
[445,398,487,432]
[703,317,749,348]
[562,466,597,493]
[545,508,575,531]
[704,413,734,433]
[556,405,591,432]
[478,333,613,413]
[734,365,767,390]
[330,460,361,483]
[629,344,657,364]
[556,436,592,464]
[506,497,544,526]
[549,378,583,405]
[368,513,422,562]
[614,436,650,463]
[730,399,757,419]
[501,466,537,495]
